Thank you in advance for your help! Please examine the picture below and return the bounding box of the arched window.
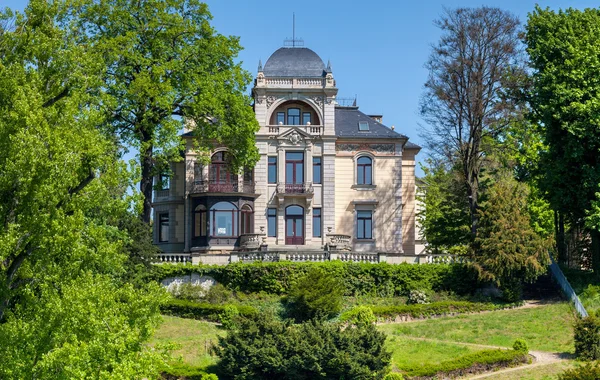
[194,205,207,237]
[240,204,254,235]
[210,151,237,191]
[210,202,238,237]
[357,156,373,185]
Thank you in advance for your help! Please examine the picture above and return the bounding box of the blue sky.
[3,0,599,175]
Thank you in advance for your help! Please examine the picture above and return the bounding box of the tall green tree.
[526,6,600,270]
[0,2,167,377]
[73,0,259,223]
[472,173,550,301]
[421,6,526,237]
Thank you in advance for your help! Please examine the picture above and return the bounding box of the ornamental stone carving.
[335,143,395,153]
[370,144,395,153]
[287,131,303,145]
[310,96,324,108]
[266,96,278,109]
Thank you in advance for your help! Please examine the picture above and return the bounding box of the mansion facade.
[152,46,420,264]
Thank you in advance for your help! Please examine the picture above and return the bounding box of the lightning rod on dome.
[284,13,304,47]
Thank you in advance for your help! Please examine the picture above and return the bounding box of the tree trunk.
[591,229,600,273]
[140,142,154,224]
[556,211,566,264]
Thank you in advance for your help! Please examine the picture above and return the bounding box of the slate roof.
[263,47,326,78]
[335,106,409,140]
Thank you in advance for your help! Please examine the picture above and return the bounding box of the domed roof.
[262,47,326,78]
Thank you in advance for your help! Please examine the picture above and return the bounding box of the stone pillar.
[184,195,190,253]
[322,140,336,237]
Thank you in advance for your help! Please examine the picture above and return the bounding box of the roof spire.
[326,59,332,73]
[258,59,263,72]
[283,13,304,47]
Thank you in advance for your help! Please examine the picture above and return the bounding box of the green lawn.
[378,302,575,353]
[150,315,223,368]
[481,361,575,380]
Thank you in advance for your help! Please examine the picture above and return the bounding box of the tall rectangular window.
[303,112,312,125]
[159,213,169,242]
[159,173,170,190]
[313,208,322,238]
[357,210,373,239]
[268,157,277,184]
[313,157,322,184]
[267,208,277,237]
[277,112,285,124]
[287,108,300,125]
[285,152,304,184]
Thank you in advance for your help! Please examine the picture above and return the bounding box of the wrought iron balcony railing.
[191,180,255,194]
[276,182,314,195]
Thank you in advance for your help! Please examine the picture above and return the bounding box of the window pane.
[286,152,303,160]
[313,208,321,237]
[286,219,294,237]
[214,211,233,236]
[365,219,372,239]
[286,163,294,183]
[365,165,372,185]
[357,156,371,165]
[159,213,169,242]
[159,174,170,190]
[357,219,364,239]
[295,218,303,237]
[194,213,200,237]
[286,205,304,215]
[268,157,277,183]
[296,163,303,183]
[303,112,311,125]
[287,108,300,125]
[313,157,321,184]
[267,208,277,237]
[277,112,285,124]
[358,121,369,131]
[357,166,365,185]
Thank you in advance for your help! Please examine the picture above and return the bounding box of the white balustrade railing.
[286,252,329,262]
[239,233,264,250]
[338,252,379,263]
[158,253,191,263]
[239,252,279,263]
[265,78,293,85]
[296,78,324,86]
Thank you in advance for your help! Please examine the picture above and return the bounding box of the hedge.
[161,299,257,322]
[402,349,529,378]
[370,300,521,320]
[152,261,479,296]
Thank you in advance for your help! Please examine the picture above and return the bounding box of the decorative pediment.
[277,127,312,146]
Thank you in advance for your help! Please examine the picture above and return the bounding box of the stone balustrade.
[265,125,323,136]
[338,252,379,263]
[239,233,265,250]
[158,253,191,263]
[238,252,279,263]
[326,234,352,251]
[422,254,467,264]
[285,252,329,262]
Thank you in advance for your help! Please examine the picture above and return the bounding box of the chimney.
[368,114,383,123]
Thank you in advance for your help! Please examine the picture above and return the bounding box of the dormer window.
[358,121,369,131]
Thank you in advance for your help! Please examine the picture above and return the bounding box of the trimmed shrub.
[152,262,479,297]
[287,268,344,321]
[574,316,600,360]
[218,305,239,330]
[340,306,376,327]
[383,373,404,380]
[214,312,391,379]
[161,299,257,322]
[402,349,528,377]
[513,338,529,353]
[559,362,600,380]
[407,289,429,304]
[370,300,519,320]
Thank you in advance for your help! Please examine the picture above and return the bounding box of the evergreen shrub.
[574,315,600,360]
[161,299,256,322]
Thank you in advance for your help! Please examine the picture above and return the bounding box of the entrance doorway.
[285,205,304,245]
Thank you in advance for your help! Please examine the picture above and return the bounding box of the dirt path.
[397,336,572,379]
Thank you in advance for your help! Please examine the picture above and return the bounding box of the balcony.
[266,125,323,136]
[276,182,314,195]
[190,180,256,195]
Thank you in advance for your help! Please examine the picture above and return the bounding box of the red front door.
[285,205,304,245]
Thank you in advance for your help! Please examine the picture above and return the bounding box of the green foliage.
[472,174,550,301]
[401,349,528,377]
[71,0,260,222]
[527,6,600,270]
[287,268,344,321]
[214,312,391,380]
[152,261,480,297]
[218,305,239,331]
[370,301,519,320]
[160,299,256,322]
[513,339,529,353]
[417,160,472,253]
[559,362,600,380]
[574,316,600,360]
[0,2,167,377]
[383,374,404,380]
[162,361,218,380]
[339,306,376,327]
[406,290,429,305]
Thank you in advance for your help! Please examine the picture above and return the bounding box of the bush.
[214,312,391,379]
[512,338,529,353]
[152,262,479,297]
[340,306,376,327]
[383,373,404,380]
[559,362,600,380]
[370,300,519,320]
[574,316,600,360]
[402,349,528,377]
[162,362,218,379]
[407,289,429,304]
[218,305,239,330]
[160,299,256,322]
[204,283,233,304]
[287,268,344,321]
